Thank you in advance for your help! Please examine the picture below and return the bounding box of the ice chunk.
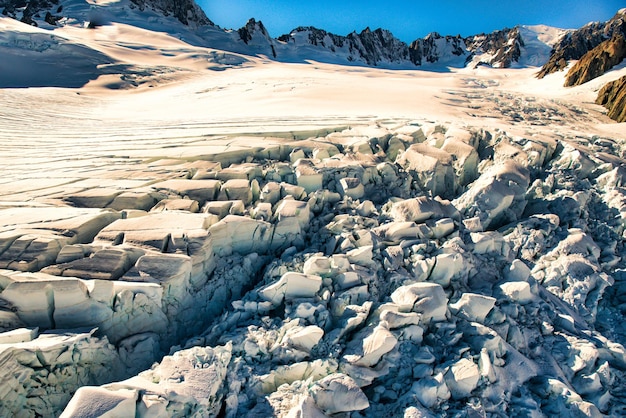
[505,259,531,282]
[380,309,421,329]
[294,160,323,194]
[429,252,465,287]
[335,271,361,290]
[390,283,448,323]
[431,218,455,239]
[444,358,480,399]
[411,373,450,408]
[151,179,220,205]
[309,373,369,414]
[203,200,245,218]
[0,327,38,344]
[1,279,55,328]
[285,396,327,418]
[283,325,324,352]
[60,387,137,418]
[395,143,456,198]
[208,215,274,256]
[449,293,496,323]
[215,162,262,181]
[276,199,311,230]
[151,198,200,213]
[259,272,322,306]
[65,188,123,208]
[453,161,530,230]
[389,196,458,223]
[290,148,306,163]
[344,324,397,367]
[42,248,132,281]
[339,177,364,200]
[373,221,421,243]
[441,138,479,186]
[498,282,533,304]
[218,179,252,205]
[347,246,375,268]
[96,212,213,252]
[470,231,510,257]
[109,191,161,211]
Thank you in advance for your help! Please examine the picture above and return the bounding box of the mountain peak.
[538,7,626,78]
[0,0,213,28]
[129,0,212,27]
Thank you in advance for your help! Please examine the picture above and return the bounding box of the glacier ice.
[0,116,625,418]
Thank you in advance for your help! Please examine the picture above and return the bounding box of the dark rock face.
[129,0,212,27]
[0,0,60,26]
[238,18,277,58]
[464,27,524,68]
[278,26,346,51]
[279,26,524,68]
[408,32,466,65]
[347,27,409,65]
[597,75,626,122]
[538,9,626,78]
[279,26,410,66]
[565,33,626,86]
[238,18,266,44]
[0,0,213,27]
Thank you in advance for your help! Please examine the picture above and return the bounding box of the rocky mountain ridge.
[564,33,626,87]
[538,8,626,78]
[272,24,526,69]
[596,74,626,122]
[0,0,556,69]
[1,0,625,122]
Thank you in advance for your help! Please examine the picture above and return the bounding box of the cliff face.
[129,0,213,28]
[408,32,466,66]
[237,18,277,58]
[538,9,626,78]
[597,75,626,122]
[0,0,214,27]
[279,26,526,68]
[0,0,62,26]
[565,33,626,86]
[464,27,524,68]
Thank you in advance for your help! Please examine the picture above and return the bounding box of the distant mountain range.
[1,0,625,120]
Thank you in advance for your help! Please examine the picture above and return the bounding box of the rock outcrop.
[538,8,626,78]
[128,0,213,27]
[280,25,529,68]
[0,0,61,26]
[596,74,626,122]
[238,18,277,58]
[463,27,524,68]
[0,0,213,27]
[565,33,626,86]
[0,0,588,70]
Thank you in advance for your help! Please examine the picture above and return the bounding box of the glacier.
[0,1,625,417]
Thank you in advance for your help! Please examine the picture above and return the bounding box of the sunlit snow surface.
[1,5,626,418]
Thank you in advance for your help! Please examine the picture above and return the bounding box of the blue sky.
[199,1,624,43]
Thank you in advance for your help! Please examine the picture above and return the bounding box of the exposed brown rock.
[565,33,626,86]
[538,9,626,78]
[596,75,626,122]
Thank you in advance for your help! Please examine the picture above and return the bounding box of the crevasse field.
[1,2,626,417]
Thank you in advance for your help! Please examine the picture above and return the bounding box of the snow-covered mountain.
[276,25,558,69]
[0,0,565,69]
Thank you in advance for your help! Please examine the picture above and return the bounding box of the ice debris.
[0,122,623,417]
